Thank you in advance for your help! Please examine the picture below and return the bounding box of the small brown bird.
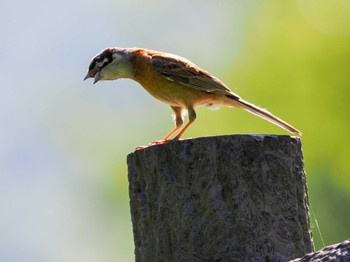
[84,47,301,144]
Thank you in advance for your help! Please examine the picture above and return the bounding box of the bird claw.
[135,145,148,150]
[151,140,170,145]
[135,140,170,150]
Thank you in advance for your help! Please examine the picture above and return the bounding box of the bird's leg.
[172,107,196,141]
[161,126,180,141]
[151,106,184,145]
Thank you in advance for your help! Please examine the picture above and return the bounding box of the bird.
[84,47,301,145]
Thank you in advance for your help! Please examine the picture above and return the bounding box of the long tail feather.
[233,98,302,135]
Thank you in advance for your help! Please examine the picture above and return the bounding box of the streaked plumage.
[84,47,301,144]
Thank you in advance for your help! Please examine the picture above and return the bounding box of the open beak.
[83,72,90,81]
[93,71,100,84]
[83,69,100,84]
[83,74,90,81]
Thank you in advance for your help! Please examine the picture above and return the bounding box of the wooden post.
[127,135,314,261]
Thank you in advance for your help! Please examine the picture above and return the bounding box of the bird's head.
[84,48,134,84]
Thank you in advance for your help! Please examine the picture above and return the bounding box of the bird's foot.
[135,145,148,150]
[135,140,170,150]
[151,140,170,145]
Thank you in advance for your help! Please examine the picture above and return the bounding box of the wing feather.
[151,54,240,99]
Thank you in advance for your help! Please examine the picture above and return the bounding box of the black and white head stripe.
[88,48,114,71]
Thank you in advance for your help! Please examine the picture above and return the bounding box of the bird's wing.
[151,53,240,99]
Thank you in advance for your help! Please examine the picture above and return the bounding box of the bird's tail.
[227,96,302,135]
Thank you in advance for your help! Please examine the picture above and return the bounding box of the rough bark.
[291,239,350,261]
[127,135,314,261]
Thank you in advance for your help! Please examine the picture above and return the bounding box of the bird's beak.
[83,70,94,81]
[93,71,100,84]
[83,73,90,81]
[83,69,100,84]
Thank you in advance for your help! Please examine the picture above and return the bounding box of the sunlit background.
[1,0,350,261]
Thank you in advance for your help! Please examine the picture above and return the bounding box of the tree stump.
[127,135,314,261]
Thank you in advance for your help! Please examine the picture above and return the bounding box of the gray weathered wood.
[127,135,314,261]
